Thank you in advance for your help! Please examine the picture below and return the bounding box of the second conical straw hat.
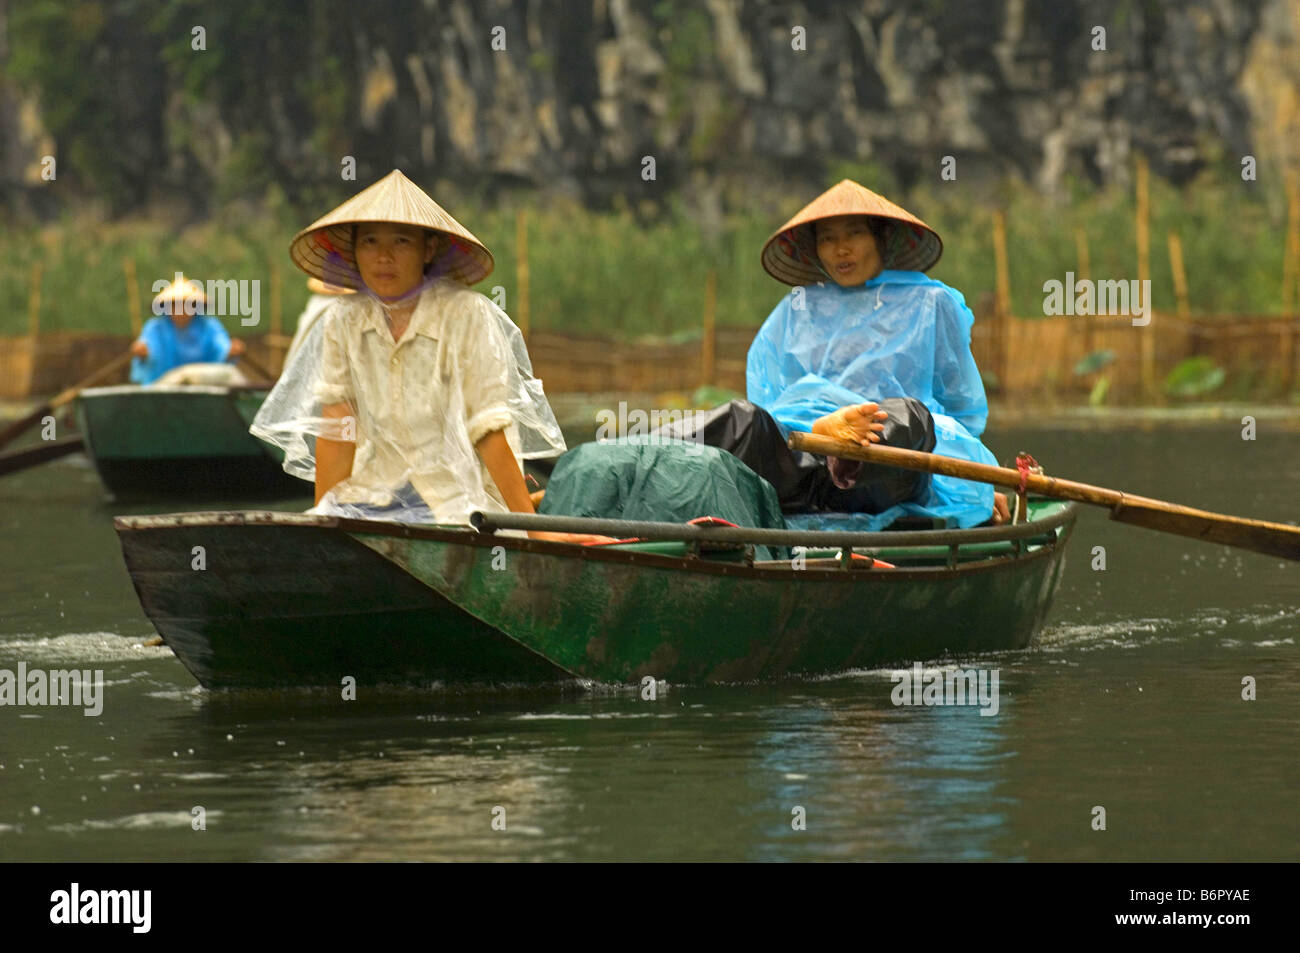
[152,274,205,311]
[289,169,494,289]
[760,179,943,285]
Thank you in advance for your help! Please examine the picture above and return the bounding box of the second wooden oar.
[789,430,1300,562]
[0,350,132,451]
[0,435,86,477]
[238,351,278,384]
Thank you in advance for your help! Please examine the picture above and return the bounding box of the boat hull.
[117,514,569,689]
[115,504,1076,689]
[364,518,1073,684]
[75,385,305,500]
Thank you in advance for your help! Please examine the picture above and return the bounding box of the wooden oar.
[0,435,87,477]
[789,431,1300,562]
[237,351,278,384]
[0,350,132,451]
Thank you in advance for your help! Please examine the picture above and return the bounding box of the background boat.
[75,384,306,500]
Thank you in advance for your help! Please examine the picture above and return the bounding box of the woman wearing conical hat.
[667,179,1008,527]
[252,170,611,542]
[129,275,247,385]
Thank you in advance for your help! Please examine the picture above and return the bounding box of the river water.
[1,416,1296,861]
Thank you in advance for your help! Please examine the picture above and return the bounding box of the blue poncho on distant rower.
[747,270,997,531]
[130,315,233,385]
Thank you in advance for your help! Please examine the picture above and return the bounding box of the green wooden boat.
[75,385,305,500]
[113,502,1078,689]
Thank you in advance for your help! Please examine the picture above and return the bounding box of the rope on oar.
[1014,452,1043,524]
[1015,452,1042,495]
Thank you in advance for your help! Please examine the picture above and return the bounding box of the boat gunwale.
[79,384,271,399]
[112,503,1077,581]
[467,505,1078,548]
[113,501,1075,546]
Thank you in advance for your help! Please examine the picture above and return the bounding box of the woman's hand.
[812,402,888,447]
[475,432,618,544]
[227,338,247,358]
[130,340,149,358]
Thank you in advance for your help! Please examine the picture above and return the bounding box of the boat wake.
[1038,605,1300,653]
[0,632,173,665]
[46,810,225,834]
[792,605,1300,679]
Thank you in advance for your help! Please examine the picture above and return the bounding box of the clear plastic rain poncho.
[250,278,566,526]
[747,269,997,531]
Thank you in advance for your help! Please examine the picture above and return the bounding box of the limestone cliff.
[1,0,1297,216]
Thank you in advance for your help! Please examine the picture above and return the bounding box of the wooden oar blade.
[0,435,86,477]
[0,404,53,451]
[0,349,132,451]
[238,352,278,384]
[1110,497,1300,562]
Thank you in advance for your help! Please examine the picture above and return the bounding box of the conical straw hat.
[151,274,205,312]
[760,179,943,285]
[289,169,494,289]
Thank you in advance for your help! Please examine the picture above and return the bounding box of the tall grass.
[1,164,1293,339]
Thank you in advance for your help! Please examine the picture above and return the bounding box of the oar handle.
[238,352,277,383]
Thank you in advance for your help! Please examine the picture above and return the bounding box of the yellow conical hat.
[151,274,205,312]
[760,179,943,285]
[289,169,494,289]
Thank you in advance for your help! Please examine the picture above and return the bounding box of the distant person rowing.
[129,275,246,385]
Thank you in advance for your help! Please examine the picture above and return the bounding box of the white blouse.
[251,278,566,525]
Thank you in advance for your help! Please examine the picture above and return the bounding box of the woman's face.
[354,223,436,300]
[162,292,200,327]
[815,216,883,287]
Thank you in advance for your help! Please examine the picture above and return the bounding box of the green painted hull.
[115,503,1077,689]
[75,385,305,500]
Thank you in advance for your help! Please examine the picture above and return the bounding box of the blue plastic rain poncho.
[747,270,997,531]
[130,314,233,385]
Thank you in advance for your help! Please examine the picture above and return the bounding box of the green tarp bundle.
[538,438,788,559]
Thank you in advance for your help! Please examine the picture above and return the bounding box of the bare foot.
[812,402,888,447]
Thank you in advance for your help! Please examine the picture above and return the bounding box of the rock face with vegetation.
[1,0,1298,217]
